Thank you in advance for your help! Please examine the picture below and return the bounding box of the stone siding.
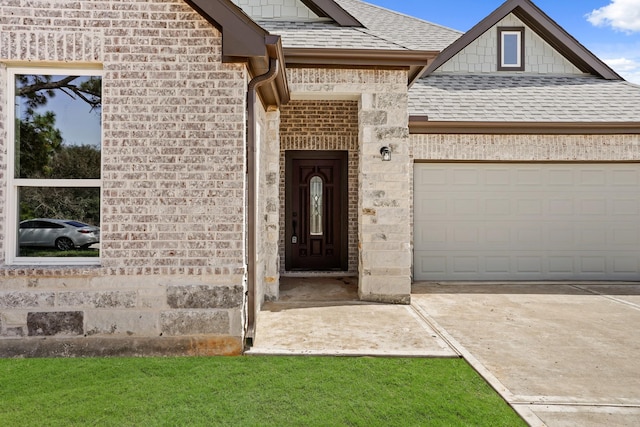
[279,100,359,275]
[436,14,584,75]
[0,275,244,355]
[0,0,247,356]
[260,109,282,301]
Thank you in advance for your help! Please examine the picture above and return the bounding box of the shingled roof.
[409,74,640,129]
[258,20,407,50]
[333,0,462,52]
[258,0,461,52]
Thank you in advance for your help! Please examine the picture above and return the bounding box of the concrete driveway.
[412,283,640,427]
[250,278,640,426]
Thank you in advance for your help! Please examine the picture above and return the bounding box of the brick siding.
[0,0,248,352]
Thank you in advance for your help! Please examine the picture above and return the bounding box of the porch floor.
[246,276,457,357]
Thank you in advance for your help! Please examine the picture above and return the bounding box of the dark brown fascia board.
[185,0,269,60]
[185,1,290,107]
[421,0,622,80]
[409,119,640,135]
[284,48,439,84]
[299,0,363,27]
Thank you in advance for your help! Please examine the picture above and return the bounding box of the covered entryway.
[285,151,349,271]
[414,163,640,281]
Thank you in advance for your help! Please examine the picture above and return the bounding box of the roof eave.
[185,0,290,107]
[284,48,439,85]
[185,0,269,60]
[409,119,640,135]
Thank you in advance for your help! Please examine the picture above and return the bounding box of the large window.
[7,68,102,265]
[498,27,525,71]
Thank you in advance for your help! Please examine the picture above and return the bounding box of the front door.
[285,151,347,271]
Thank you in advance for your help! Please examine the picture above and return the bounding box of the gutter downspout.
[245,56,279,349]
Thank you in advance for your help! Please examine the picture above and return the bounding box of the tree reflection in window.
[310,176,323,236]
[12,71,102,260]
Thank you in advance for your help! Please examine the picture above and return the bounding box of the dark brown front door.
[285,151,348,271]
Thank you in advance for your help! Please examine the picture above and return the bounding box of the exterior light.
[380,146,391,161]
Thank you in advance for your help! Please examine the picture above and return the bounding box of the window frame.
[6,66,103,266]
[497,27,525,71]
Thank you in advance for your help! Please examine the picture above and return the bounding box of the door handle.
[292,218,298,244]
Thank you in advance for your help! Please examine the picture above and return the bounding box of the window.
[498,27,524,71]
[310,176,323,236]
[7,67,102,265]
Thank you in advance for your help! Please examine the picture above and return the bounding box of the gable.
[231,0,361,25]
[435,13,583,75]
[422,0,620,80]
[232,0,320,20]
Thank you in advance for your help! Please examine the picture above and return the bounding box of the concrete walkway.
[248,278,640,427]
[248,277,456,357]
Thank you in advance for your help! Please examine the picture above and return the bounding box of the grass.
[18,247,99,257]
[0,356,525,426]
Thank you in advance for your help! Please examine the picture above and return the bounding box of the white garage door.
[414,163,640,281]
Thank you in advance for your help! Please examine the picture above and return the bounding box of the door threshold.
[282,271,356,278]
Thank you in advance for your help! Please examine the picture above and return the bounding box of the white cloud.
[603,57,640,84]
[587,0,640,32]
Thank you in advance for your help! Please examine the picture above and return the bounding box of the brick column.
[358,92,412,304]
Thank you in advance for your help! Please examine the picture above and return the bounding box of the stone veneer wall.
[279,100,359,276]
[254,103,281,306]
[287,68,412,303]
[0,0,247,356]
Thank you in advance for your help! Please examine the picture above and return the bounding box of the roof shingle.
[259,0,462,52]
[409,74,640,122]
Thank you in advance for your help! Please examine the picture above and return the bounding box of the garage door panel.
[548,256,575,274]
[415,251,639,280]
[580,170,607,185]
[415,251,640,280]
[612,170,639,185]
[414,163,640,281]
[613,257,640,274]
[548,169,574,185]
[516,168,544,185]
[613,199,640,215]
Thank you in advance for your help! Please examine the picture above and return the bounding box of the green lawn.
[19,247,99,257]
[0,356,525,426]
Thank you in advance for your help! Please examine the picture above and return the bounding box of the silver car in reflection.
[19,219,100,251]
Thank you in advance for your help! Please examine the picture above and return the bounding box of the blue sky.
[365,0,640,84]
[24,76,101,148]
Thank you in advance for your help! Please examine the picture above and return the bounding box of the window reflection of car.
[19,219,100,251]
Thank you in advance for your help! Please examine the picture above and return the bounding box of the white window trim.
[6,66,102,266]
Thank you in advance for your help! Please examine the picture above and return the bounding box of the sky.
[365,0,640,84]
[23,76,102,148]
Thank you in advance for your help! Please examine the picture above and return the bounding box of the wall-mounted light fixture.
[380,146,391,161]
